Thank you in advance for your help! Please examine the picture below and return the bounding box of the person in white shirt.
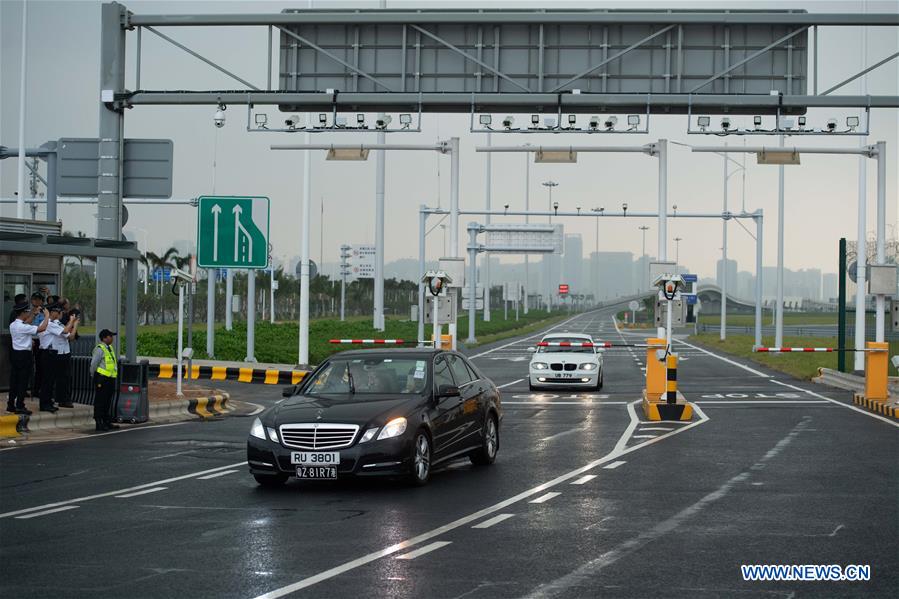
[38,304,61,412]
[45,304,79,409]
[7,302,49,415]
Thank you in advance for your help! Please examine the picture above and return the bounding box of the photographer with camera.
[46,303,79,408]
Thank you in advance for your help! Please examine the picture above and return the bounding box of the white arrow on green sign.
[197,196,270,269]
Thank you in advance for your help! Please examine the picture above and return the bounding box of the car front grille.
[550,363,577,371]
[278,423,360,450]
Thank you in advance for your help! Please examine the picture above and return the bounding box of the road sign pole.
[721,144,728,342]
[418,207,427,346]
[374,131,386,331]
[299,144,311,367]
[206,269,215,358]
[853,137,867,371]
[467,223,478,344]
[225,270,233,330]
[754,212,764,349]
[484,132,492,323]
[176,282,184,397]
[246,269,256,362]
[838,238,847,372]
[270,265,275,324]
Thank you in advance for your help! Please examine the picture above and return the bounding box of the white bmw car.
[527,333,604,391]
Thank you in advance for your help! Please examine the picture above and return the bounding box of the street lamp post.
[523,144,530,314]
[674,237,683,272]
[591,207,603,302]
[542,180,559,310]
[638,225,650,291]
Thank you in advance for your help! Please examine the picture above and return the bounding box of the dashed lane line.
[0,461,247,519]
[115,487,168,499]
[530,492,562,504]
[497,378,525,389]
[198,469,240,480]
[472,514,516,529]
[395,541,452,560]
[603,461,626,470]
[570,475,597,485]
[14,506,80,520]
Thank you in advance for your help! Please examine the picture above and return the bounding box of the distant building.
[562,234,583,293]
[822,273,838,302]
[716,258,738,293]
[594,251,635,299]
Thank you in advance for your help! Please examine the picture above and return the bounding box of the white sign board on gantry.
[484,224,564,254]
[461,285,484,300]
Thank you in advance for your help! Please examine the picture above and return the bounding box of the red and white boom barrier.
[329,339,408,344]
[536,341,613,348]
[754,347,833,352]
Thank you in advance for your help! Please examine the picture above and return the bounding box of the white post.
[775,134,786,349]
[853,139,867,370]
[246,270,256,362]
[374,129,386,331]
[666,297,673,349]
[874,140,886,343]
[270,266,275,324]
[225,269,233,330]
[449,137,460,350]
[657,139,668,340]
[16,0,28,219]
[417,206,426,345]
[524,148,530,314]
[298,133,311,366]
[484,132,492,322]
[754,212,764,349]
[721,145,728,341]
[467,224,478,344]
[340,271,346,321]
[176,283,184,396]
[206,269,215,358]
[432,292,440,351]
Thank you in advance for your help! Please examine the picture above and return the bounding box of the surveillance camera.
[826,118,837,131]
[604,116,618,130]
[504,203,510,210]
[589,116,600,130]
[553,201,559,209]
[502,116,515,129]
[213,109,226,128]
[720,117,732,130]
[171,267,193,283]
[376,115,393,129]
[285,115,300,129]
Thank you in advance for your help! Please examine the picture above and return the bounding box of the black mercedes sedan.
[247,348,502,487]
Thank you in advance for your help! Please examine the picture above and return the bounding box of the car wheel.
[595,369,604,390]
[254,473,288,487]
[528,382,537,391]
[408,430,431,486]
[470,414,499,466]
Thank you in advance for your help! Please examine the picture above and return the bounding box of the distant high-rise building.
[716,258,738,292]
[736,271,755,299]
[595,251,635,299]
[562,234,583,292]
[822,273,838,303]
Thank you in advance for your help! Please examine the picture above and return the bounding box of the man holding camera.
[46,304,79,408]
[90,329,120,432]
[7,302,50,415]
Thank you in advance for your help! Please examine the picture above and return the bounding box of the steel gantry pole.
[854,140,868,370]
[524,145,530,313]
[874,140,887,343]
[754,211,764,348]
[246,269,256,361]
[417,205,427,345]
[483,132,492,322]
[656,139,668,339]
[721,145,729,341]
[374,131,386,331]
[467,223,479,344]
[775,133,786,348]
[225,270,234,330]
[299,135,312,367]
[449,137,460,349]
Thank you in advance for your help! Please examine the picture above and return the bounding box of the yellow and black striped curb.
[853,393,899,419]
[642,389,694,421]
[0,414,28,437]
[149,364,308,386]
[187,394,230,420]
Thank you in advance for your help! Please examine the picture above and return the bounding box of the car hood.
[531,351,599,362]
[270,394,424,427]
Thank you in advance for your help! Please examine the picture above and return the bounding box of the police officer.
[29,292,46,398]
[46,304,79,408]
[7,302,49,414]
[38,304,62,412]
[90,329,119,432]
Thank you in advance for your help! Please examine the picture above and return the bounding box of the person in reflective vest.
[90,329,120,432]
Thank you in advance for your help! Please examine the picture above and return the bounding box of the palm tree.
[145,247,179,323]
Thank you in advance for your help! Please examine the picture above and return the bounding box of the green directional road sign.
[197,196,270,269]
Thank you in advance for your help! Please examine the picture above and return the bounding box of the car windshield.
[537,337,594,354]
[304,357,429,397]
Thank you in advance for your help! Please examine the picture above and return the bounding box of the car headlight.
[250,417,266,440]
[377,417,407,440]
[580,363,597,371]
[358,427,379,444]
[532,362,548,370]
[266,427,279,442]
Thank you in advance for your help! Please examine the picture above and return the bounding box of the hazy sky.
[1,0,897,280]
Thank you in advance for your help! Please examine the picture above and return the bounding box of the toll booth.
[0,218,64,390]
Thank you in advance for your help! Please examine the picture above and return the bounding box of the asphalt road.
[1,307,897,598]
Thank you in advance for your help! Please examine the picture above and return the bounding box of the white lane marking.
[503,401,626,406]
[612,401,641,455]
[570,475,597,485]
[674,338,770,378]
[0,421,191,451]
[115,486,168,499]
[540,426,589,442]
[14,505,80,519]
[472,513,515,529]
[395,541,452,560]
[497,378,525,389]
[603,461,626,470]
[243,401,265,416]
[770,380,899,428]
[468,313,590,359]
[522,416,808,599]
[530,492,562,504]
[198,469,239,480]
[638,427,674,432]
[148,450,194,461]
[251,400,709,599]
[695,400,829,405]
[0,461,246,519]
[632,434,657,439]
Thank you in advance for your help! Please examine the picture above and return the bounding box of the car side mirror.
[282,385,297,398]
[527,347,537,353]
[437,384,460,398]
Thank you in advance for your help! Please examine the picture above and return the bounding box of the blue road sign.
[684,294,698,305]
[682,273,698,283]
[152,267,172,282]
